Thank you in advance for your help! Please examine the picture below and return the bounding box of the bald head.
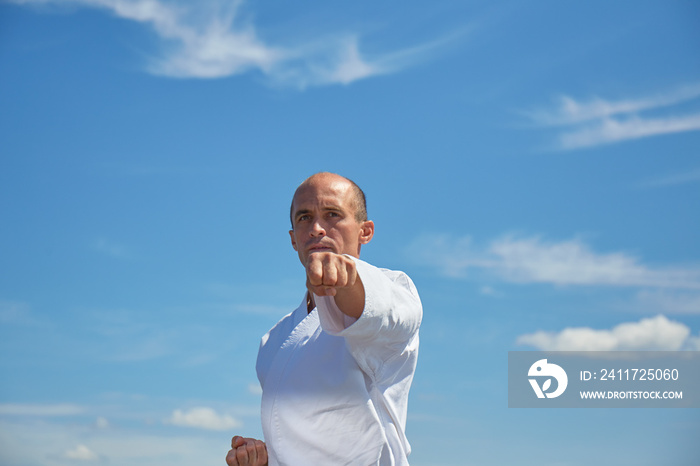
[289,172,367,228]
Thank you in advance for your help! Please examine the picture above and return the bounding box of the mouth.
[307,243,334,253]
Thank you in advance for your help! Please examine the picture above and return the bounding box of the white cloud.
[0,403,85,416]
[318,37,381,85]
[687,336,700,350]
[13,0,278,78]
[410,234,700,289]
[524,83,700,149]
[247,383,263,396]
[64,444,99,461]
[165,407,240,431]
[516,314,698,351]
[11,0,448,87]
[0,417,232,466]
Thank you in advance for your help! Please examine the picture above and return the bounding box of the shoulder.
[378,267,419,295]
[352,258,421,302]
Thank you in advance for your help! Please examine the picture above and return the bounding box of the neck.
[306,292,315,313]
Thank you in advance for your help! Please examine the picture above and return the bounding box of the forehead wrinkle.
[293,184,353,212]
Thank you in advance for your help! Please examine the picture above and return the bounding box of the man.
[227,172,422,466]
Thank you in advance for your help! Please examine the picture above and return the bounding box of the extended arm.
[315,257,422,353]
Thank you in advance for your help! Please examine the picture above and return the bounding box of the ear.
[358,220,374,245]
[289,230,298,251]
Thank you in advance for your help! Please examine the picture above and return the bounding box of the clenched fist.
[226,436,267,466]
[305,252,358,297]
[306,252,365,318]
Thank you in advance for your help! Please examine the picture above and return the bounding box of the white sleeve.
[315,257,422,374]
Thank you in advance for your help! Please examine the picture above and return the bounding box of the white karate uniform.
[256,257,422,465]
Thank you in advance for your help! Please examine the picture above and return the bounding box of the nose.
[310,219,326,236]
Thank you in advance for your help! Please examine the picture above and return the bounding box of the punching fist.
[305,252,365,318]
[305,252,358,297]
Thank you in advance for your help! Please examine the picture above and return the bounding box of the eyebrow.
[293,208,312,220]
[293,205,344,220]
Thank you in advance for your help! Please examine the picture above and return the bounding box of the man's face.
[289,175,373,266]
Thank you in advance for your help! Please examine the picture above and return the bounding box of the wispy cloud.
[0,397,260,465]
[558,114,700,150]
[205,280,301,315]
[634,290,700,315]
[637,167,700,188]
[0,301,39,325]
[409,233,700,289]
[108,330,175,361]
[0,403,85,416]
[524,84,700,149]
[64,444,99,461]
[516,314,700,351]
[165,407,241,431]
[95,416,110,429]
[479,285,501,297]
[232,303,295,315]
[91,238,130,259]
[527,84,700,126]
[11,0,451,87]
[0,417,231,466]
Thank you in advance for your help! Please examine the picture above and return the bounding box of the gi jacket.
[256,257,422,465]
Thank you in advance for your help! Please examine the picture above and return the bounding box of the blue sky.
[1,0,699,464]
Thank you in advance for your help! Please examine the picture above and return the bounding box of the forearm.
[331,275,365,319]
